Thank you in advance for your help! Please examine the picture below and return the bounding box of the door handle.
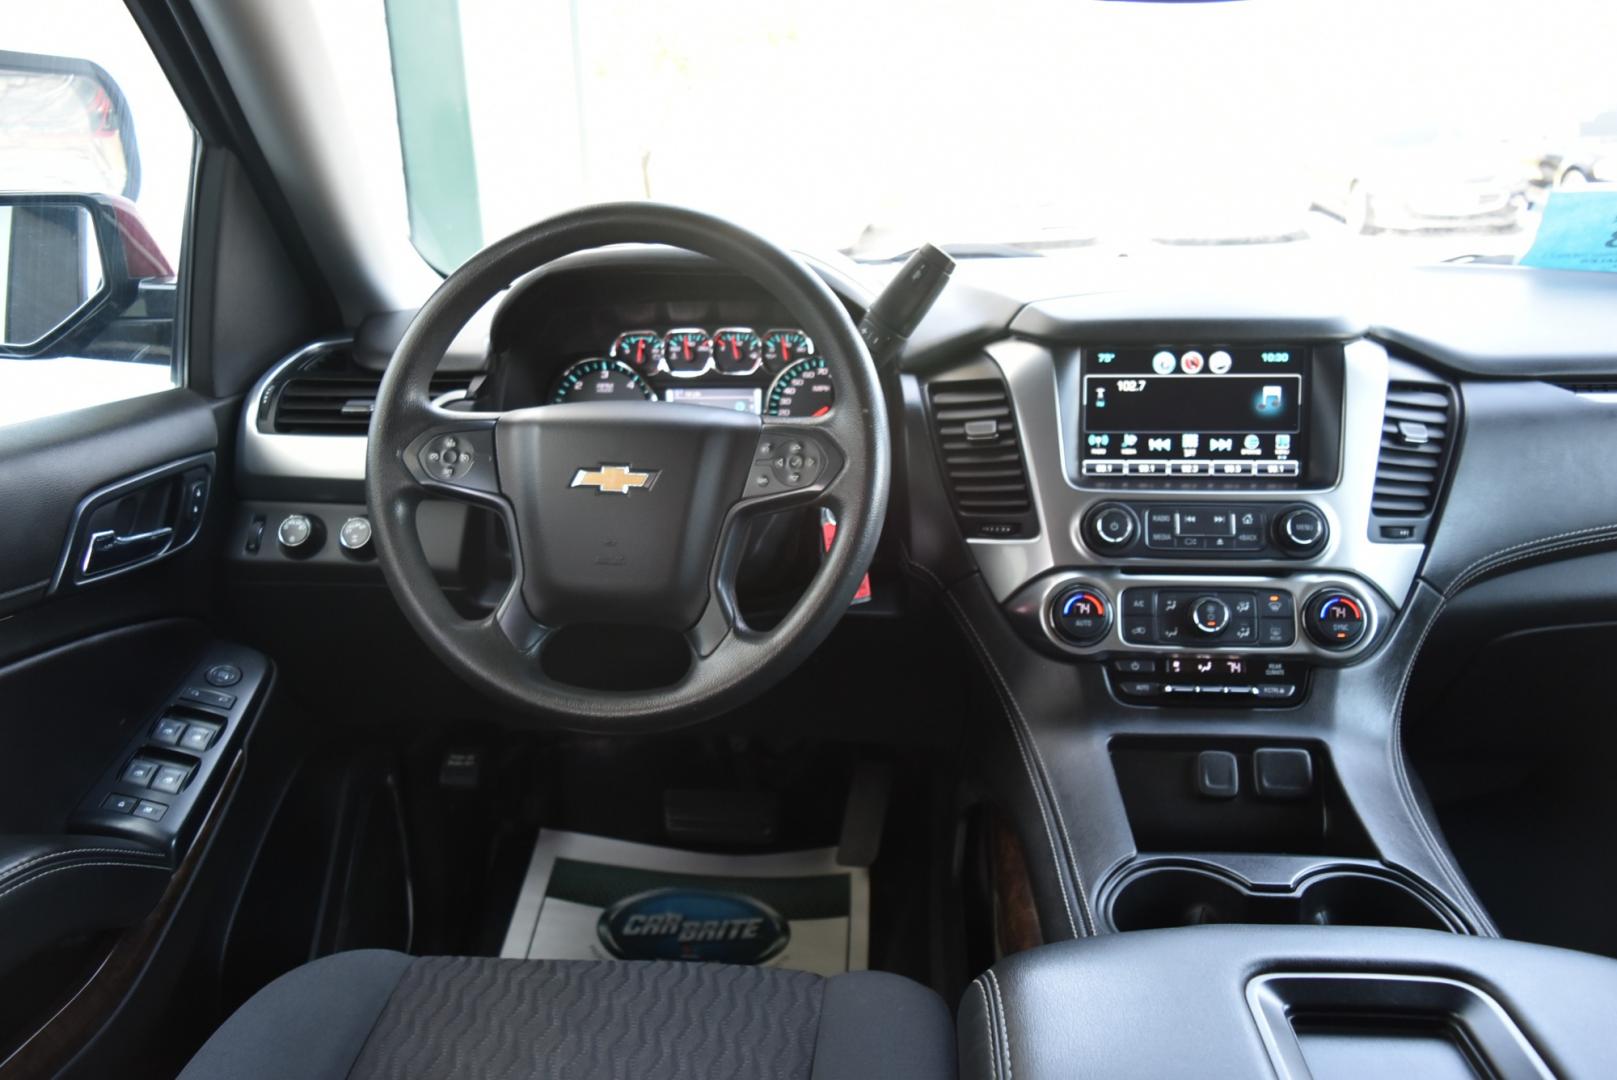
[81,526,174,577]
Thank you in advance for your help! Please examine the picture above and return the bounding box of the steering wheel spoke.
[398,411,504,508]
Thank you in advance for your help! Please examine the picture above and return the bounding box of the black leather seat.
[179,950,954,1079]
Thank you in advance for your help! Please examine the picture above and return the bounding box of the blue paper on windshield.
[1520,191,1617,272]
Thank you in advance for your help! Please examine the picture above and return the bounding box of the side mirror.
[0,192,171,358]
[0,49,143,200]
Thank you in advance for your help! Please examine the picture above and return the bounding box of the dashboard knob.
[1084,503,1138,553]
[1304,590,1369,649]
[1191,596,1231,635]
[1275,505,1328,555]
[1051,585,1112,646]
[276,513,321,556]
[338,516,373,555]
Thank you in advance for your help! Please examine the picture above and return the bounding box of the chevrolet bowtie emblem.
[570,464,658,495]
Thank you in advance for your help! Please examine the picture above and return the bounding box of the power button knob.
[1305,590,1369,649]
[1084,504,1138,553]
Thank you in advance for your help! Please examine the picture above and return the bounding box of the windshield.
[387,0,1616,269]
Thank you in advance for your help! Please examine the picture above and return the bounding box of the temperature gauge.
[711,328,763,374]
[763,329,813,369]
[609,330,665,372]
[661,328,712,377]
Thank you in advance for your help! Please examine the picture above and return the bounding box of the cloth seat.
[179,950,954,1079]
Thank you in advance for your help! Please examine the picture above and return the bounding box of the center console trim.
[967,338,1426,609]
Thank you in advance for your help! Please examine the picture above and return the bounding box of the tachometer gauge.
[763,329,813,368]
[711,328,763,374]
[661,328,712,377]
[551,358,657,404]
[609,330,664,372]
[765,356,834,417]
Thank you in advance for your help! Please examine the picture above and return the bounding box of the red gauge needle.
[683,339,691,361]
[635,341,644,366]
[812,406,830,417]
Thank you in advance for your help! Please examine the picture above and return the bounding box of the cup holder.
[1107,864,1459,933]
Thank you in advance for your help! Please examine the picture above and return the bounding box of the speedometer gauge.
[765,357,834,417]
[551,359,656,404]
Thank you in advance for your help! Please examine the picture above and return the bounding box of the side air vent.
[927,378,1039,539]
[1370,381,1455,542]
[268,346,474,435]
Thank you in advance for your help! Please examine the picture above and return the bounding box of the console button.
[1258,683,1299,700]
[1121,616,1156,644]
[181,686,236,710]
[1113,656,1158,675]
[133,800,168,822]
[1260,618,1296,646]
[1229,619,1257,644]
[1085,504,1138,553]
[1275,506,1328,555]
[1261,591,1294,617]
[1053,587,1112,645]
[1118,681,1160,697]
[1254,748,1314,799]
[205,664,242,687]
[1195,751,1240,799]
[102,793,138,814]
[1121,590,1154,616]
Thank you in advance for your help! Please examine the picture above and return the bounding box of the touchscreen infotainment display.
[1079,346,1307,479]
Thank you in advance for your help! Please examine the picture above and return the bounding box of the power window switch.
[133,800,168,822]
[150,764,191,795]
[102,793,138,814]
[180,724,220,752]
[122,758,161,787]
[1195,751,1240,799]
[152,717,188,745]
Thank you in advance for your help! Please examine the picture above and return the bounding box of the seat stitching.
[0,847,164,885]
[0,859,168,903]
[904,556,1082,937]
[973,978,999,1080]
[986,969,1012,1080]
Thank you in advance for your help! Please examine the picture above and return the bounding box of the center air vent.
[1370,381,1455,541]
[927,378,1038,539]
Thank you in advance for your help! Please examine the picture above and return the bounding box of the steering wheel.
[365,204,889,732]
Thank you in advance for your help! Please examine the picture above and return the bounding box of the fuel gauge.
[711,328,763,374]
[661,328,712,377]
[609,330,665,372]
[763,329,814,369]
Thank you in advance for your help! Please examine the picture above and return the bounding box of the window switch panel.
[150,764,191,795]
[122,758,161,787]
[152,717,188,745]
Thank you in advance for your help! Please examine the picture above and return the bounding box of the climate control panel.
[1081,501,1329,559]
[1120,587,1296,648]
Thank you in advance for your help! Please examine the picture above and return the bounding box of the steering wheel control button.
[204,664,242,687]
[338,516,373,555]
[1191,596,1231,636]
[1275,505,1328,554]
[744,432,833,499]
[421,434,477,481]
[1084,503,1138,553]
[1305,590,1369,649]
[1051,585,1112,646]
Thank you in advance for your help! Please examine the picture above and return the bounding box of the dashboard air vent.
[272,365,474,435]
[1370,381,1455,540]
[927,378,1038,539]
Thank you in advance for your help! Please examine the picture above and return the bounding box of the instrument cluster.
[549,327,834,418]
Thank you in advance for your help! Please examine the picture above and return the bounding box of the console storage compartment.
[960,927,1614,1080]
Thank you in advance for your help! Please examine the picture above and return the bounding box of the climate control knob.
[1191,596,1231,635]
[1083,503,1138,553]
[1275,505,1328,555]
[1305,590,1369,649]
[1051,585,1112,646]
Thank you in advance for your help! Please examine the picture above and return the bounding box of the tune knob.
[1275,505,1328,555]
[1191,596,1231,635]
[1084,503,1138,553]
[1304,590,1369,649]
